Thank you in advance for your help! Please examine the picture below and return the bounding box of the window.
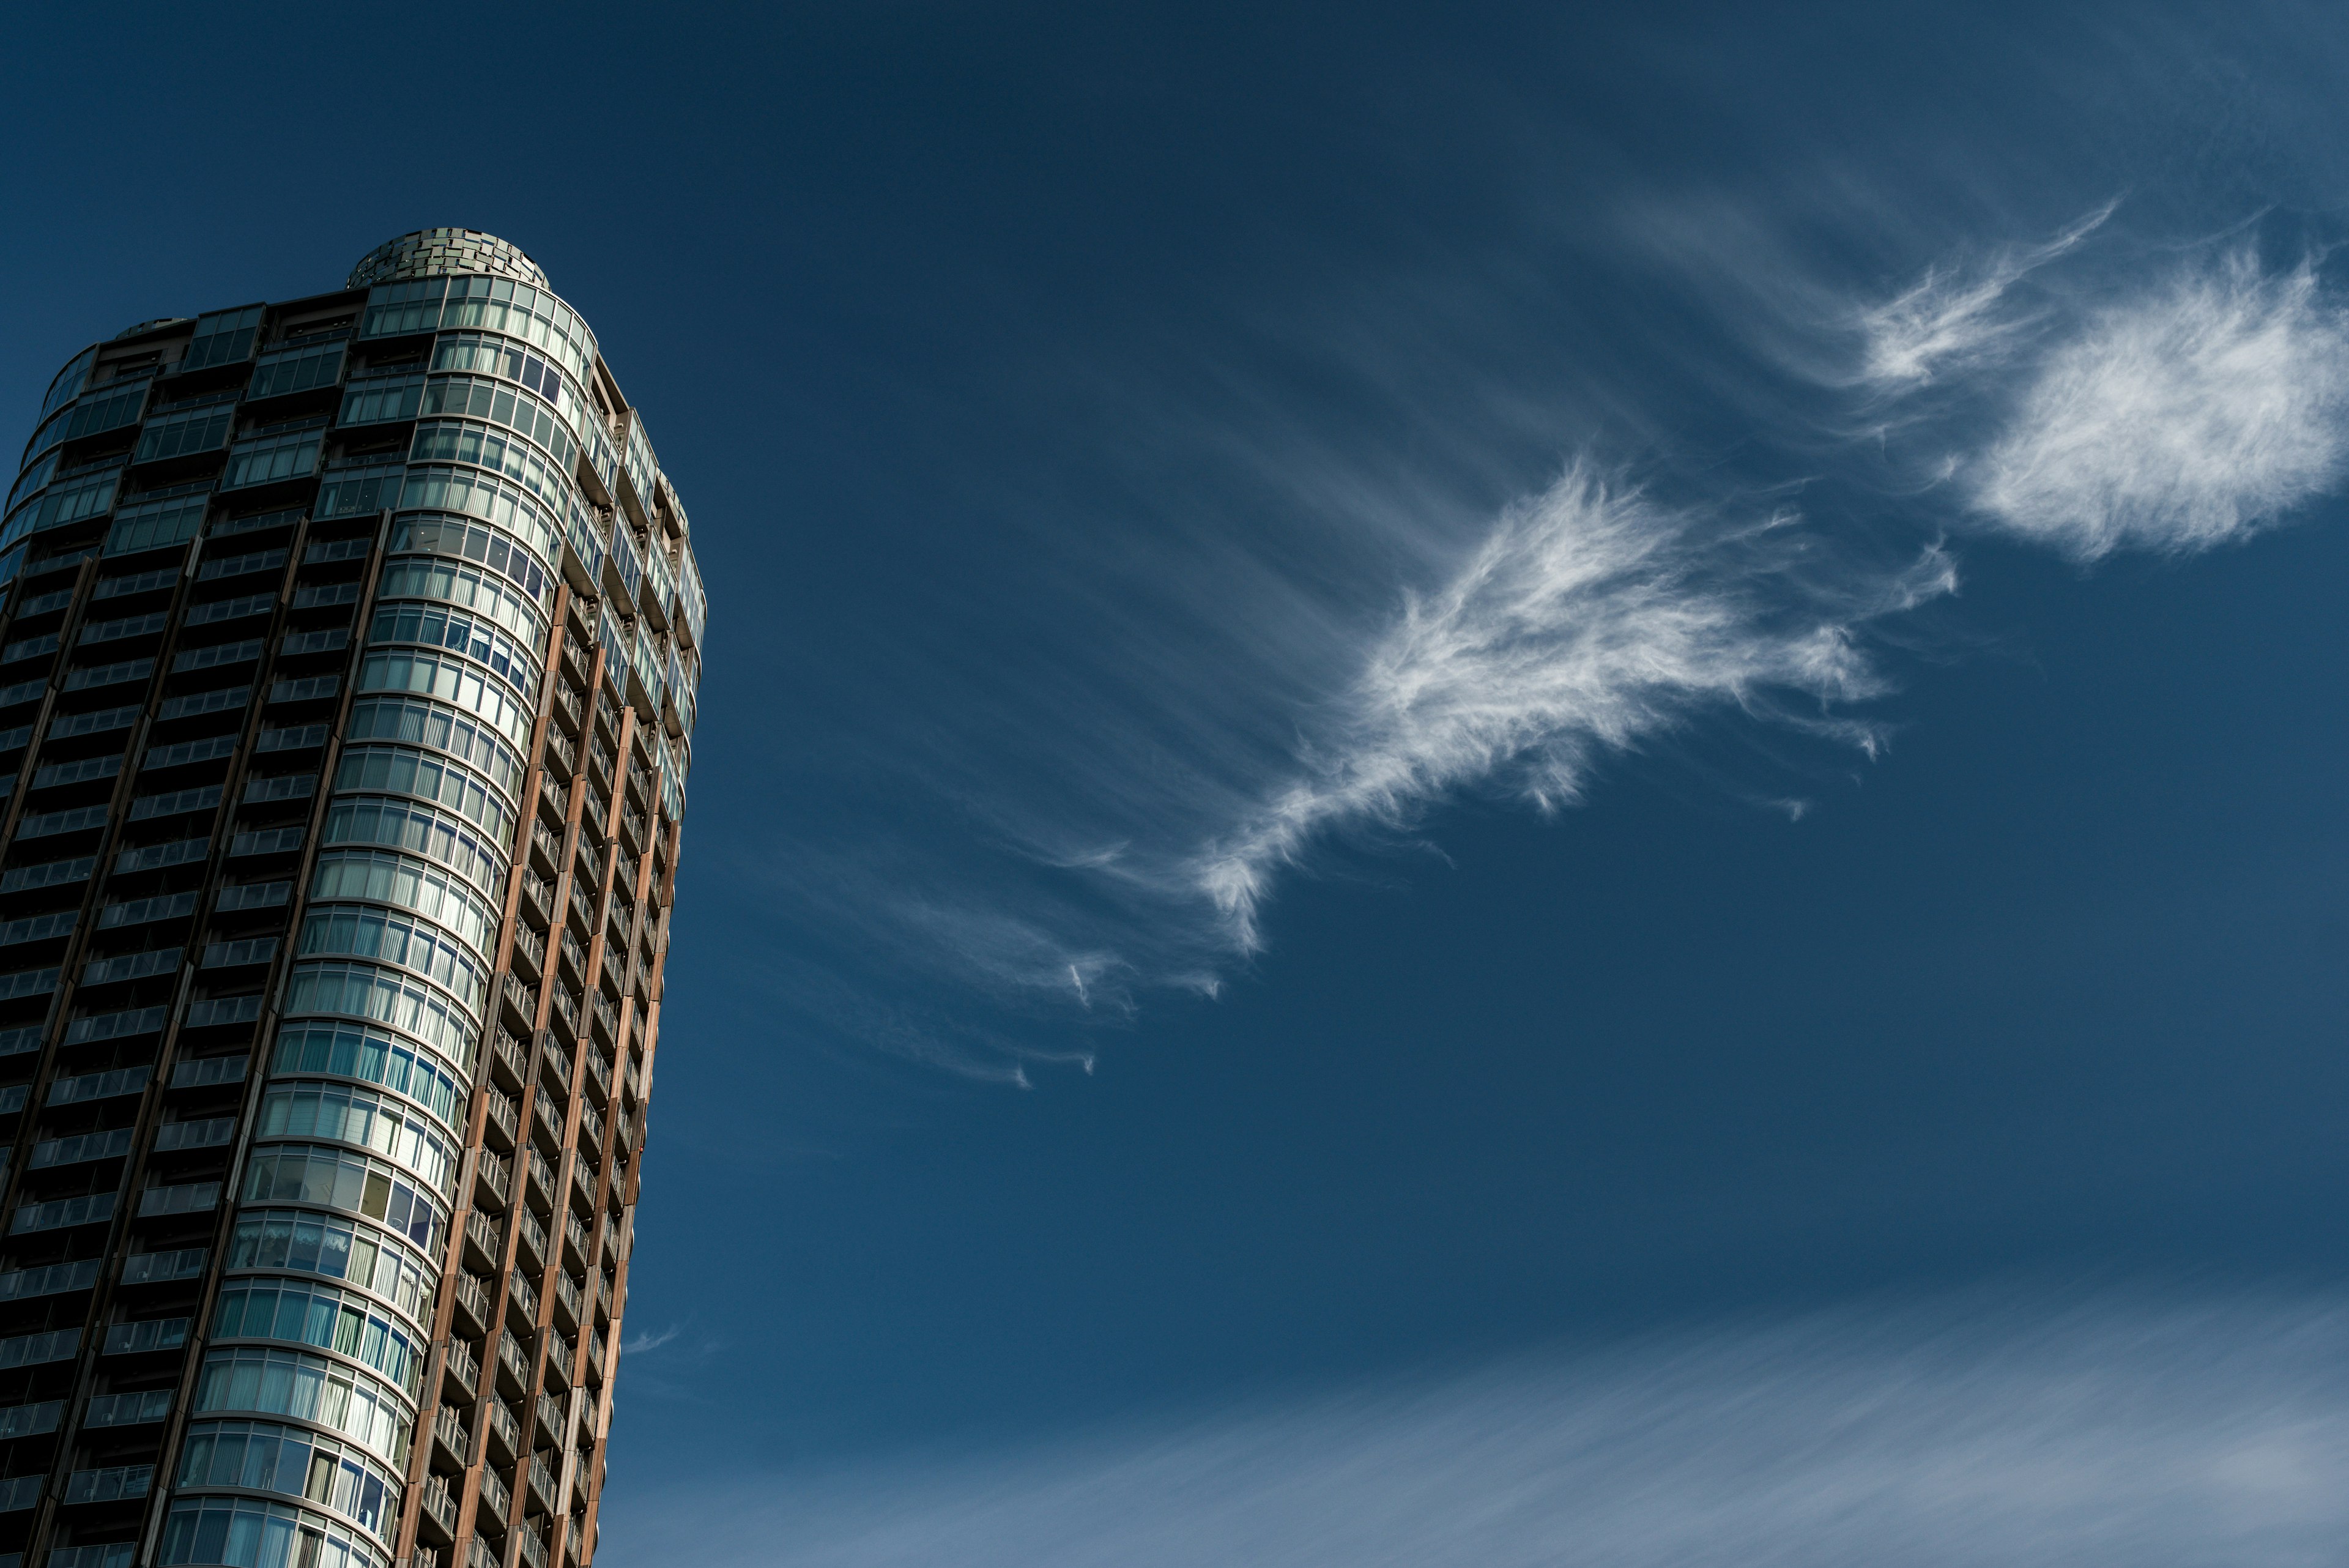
[270,1020,466,1132]
[105,495,207,555]
[393,464,562,568]
[7,450,58,513]
[314,461,404,519]
[310,850,499,966]
[239,1143,447,1255]
[344,695,525,798]
[258,1077,460,1199]
[383,512,550,606]
[332,745,513,842]
[221,429,321,490]
[195,1346,412,1470]
[336,373,423,427]
[248,342,346,400]
[418,374,575,469]
[180,304,264,371]
[159,1495,386,1568]
[319,796,504,900]
[228,1207,437,1327]
[62,380,150,444]
[40,346,95,422]
[351,648,531,751]
[281,959,477,1066]
[175,1418,401,1540]
[135,405,235,464]
[297,904,489,1015]
[409,418,574,521]
[366,600,540,703]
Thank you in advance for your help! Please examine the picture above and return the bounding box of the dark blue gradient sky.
[5,4,2346,1562]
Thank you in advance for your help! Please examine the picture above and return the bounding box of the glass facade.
[0,232,700,1568]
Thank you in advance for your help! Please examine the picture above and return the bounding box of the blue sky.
[7,2,2349,1562]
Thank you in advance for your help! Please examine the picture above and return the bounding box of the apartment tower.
[0,229,703,1568]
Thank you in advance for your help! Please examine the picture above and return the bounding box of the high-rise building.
[0,229,703,1568]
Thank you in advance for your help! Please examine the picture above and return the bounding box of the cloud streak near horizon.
[611,1291,2349,1567]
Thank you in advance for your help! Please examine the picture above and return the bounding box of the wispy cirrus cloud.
[759,206,2349,1075]
[606,1291,2349,1567]
[1855,201,2117,390]
[1192,470,1955,953]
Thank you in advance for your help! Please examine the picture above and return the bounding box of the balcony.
[435,1403,472,1465]
[544,1329,574,1392]
[418,1470,459,1542]
[551,1269,582,1331]
[488,1030,530,1094]
[537,1033,573,1099]
[508,922,546,983]
[472,1148,511,1213]
[525,1146,557,1209]
[582,1047,611,1103]
[468,1539,499,1568]
[464,1209,503,1274]
[584,1326,607,1386]
[556,928,586,983]
[517,1521,547,1568]
[507,1266,539,1328]
[549,984,580,1042]
[62,1463,151,1504]
[534,1389,564,1445]
[527,1452,558,1515]
[442,1335,481,1402]
[577,1098,604,1156]
[563,1210,591,1271]
[530,1088,563,1150]
[516,1206,549,1271]
[495,1331,530,1398]
[520,866,555,922]
[500,971,537,1033]
[453,1269,493,1336]
[529,819,562,874]
[543,723,578,780]
[478,1461,513,1529]
[483,1089,519,1151]
[484,1396,522,1463]
[590,989,618,1047]
[552,680,583,735]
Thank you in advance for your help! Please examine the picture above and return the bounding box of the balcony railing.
[468,1537,499,1568]
[420,1471,459,1536]
[527,1452,558,1514]
[485,1395,521,1459]
[500,972,536,1031]
[484,1090,519,1148]
[490,1030,530,1092]
[535,1389,564,1442]
[474,1148,511,1210]
[527,1146,557,1206]
[497,1331,530,1389]
[478,1462,512,1528]
[564,1210,591,1268]
[543,725,577,779]
[508,921,546,979]
[583,1046,611,1102]
[531,1088,562,1148]
[516,1208,549,1271]
[508,1266,539,1323]
[577,1098,604,1156]
[443,1335,481,1397]
[552,1269,582,1328]
[453,1270,492,1334]
[517,1522,547,1568]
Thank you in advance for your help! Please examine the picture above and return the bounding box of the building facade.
[0,230,703,1568]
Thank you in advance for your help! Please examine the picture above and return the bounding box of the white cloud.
[603,1293,2349,1568]
[1857,203,2115,390]
[1191,468,1954,952]
[1970,251,2349,558]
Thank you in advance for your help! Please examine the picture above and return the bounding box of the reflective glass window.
[180,305,265,371]
[194,1346,412,1470]
[269,1021,466,1132]
[309,850,500,970]
[328,744,513,844]
[160,1495,385,1568]
[135,404,235,463]
[258,1077,460,1199]
[280,960,476,1077]
[384,512,549,606]
[248,342,346,400]
[297,904,489,1017]
[336,374,423,427]
[221,429,321,490]
[318,796,505,901]
[393,465,561,570]
[239,1142,448,1255]
[418,374,575,469]
[343,694,526,800]
[40,347,95,422]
